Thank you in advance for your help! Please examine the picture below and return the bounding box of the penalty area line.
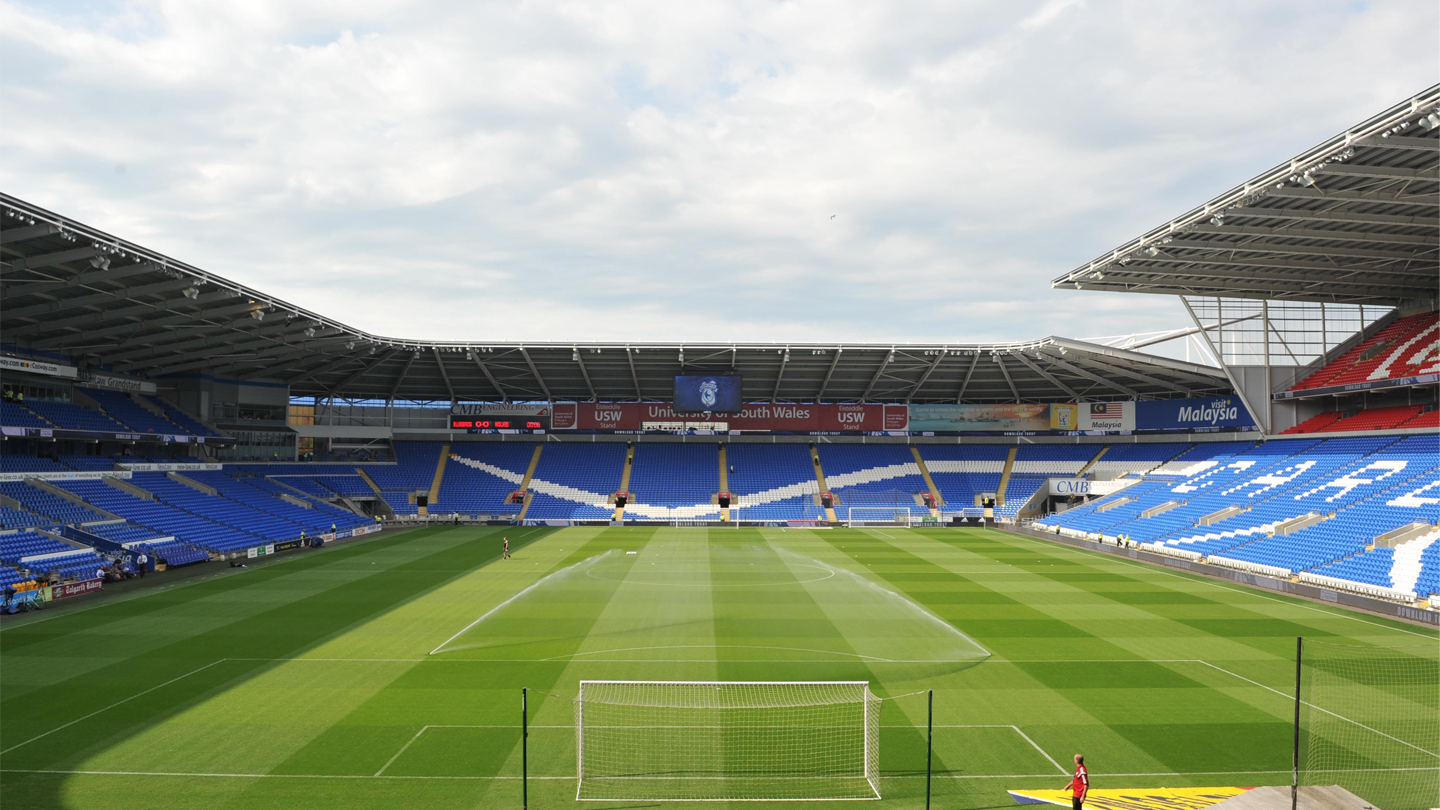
[0,659,232,756]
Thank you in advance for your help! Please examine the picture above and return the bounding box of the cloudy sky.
[2,1,1435,348]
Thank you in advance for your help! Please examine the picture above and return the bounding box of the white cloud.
[1,0,1434,348]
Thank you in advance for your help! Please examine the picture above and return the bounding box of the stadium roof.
[0,192,1228,404]
[1052,85,1440,307]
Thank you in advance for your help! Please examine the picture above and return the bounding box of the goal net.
[575,680,881,802]
[1298,639,1439,810]
[845,507,913,528]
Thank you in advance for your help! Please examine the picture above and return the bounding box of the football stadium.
[1,33,1438,810]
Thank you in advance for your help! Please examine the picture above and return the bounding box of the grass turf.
[0,525,1434,809]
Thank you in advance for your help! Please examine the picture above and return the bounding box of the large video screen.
[673,374,743,413]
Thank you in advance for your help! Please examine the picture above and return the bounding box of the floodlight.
[250,309,264,321]
[305,327,317,337]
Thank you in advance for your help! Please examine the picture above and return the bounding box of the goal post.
[845,507,913,528]
[575,680,882,802]
[1296,637,1439,810]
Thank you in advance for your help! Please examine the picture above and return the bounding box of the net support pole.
[522,687,529,810]
[926,689,934,810]
[1291,637,1301,810]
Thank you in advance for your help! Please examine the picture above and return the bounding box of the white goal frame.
[845,507,914,528]
[575,679,881,802]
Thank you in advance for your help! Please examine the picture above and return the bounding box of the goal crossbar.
[576,680,881,802]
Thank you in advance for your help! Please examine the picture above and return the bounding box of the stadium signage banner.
[0,471,132,482]
[84,373,158,394]
[906,403,1054,432]
[1079,401,1135,431]
[0,355,78,379]
[247,544,276,558]
[50,579,103,600]
[1271,371,1440,399]
[1135,396,1253,431]
[116,463,222,471]
[1048,479,1092,496]
[553,402,888,432]
[451,404,551,417]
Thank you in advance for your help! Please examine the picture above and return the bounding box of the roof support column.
[1182,296,1268,436]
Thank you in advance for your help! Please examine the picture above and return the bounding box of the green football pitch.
[2,525,1435,810]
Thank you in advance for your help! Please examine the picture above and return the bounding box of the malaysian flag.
[1090,402,1125,417]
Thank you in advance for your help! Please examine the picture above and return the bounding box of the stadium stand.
[0,505,49,530]
[626,443,720,519]
[1282,405,1432,435]
[60,455,120,471]
[366,442,442,514]
[918,445,1007,509]
[54,479,260,554]
[726,443,823,522]
[1036,435,1440,597]
[1289,311,1439,391]
[136,538,209,567]
[141,395,223,437]
[0,482,109,524]
[0,455,68,473]
[20,548,106,581]
[818,445,930,515]
[78,387,185,434]
[83,521,167,545]
[0,402,51,428]
[24,400,130,432]
[524,443,625,520]
[0,530,78,564]
[438,443,535,515]
[1087,443,1190,477]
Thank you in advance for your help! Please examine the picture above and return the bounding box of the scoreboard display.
[449,414,549,432]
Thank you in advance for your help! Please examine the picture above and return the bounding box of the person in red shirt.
[1068,754,1088,809]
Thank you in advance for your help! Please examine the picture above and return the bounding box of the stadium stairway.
[1076,446,1108,477]
[718,444,730,522]
[425,444,449,514]
[614,443,633,521]
[810,445,837,522]
[909,447,943,514]
[996,447,1018,505]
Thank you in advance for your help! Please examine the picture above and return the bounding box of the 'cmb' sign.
[1048,479,1093,496]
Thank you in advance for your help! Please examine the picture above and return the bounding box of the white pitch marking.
[375,726,431,776]
[3,767,1431,780]
[1194,659,1439,758]
[985,528,1440,640]
[0,659,232,755]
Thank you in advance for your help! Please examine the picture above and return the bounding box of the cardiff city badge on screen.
[674,375,743,413]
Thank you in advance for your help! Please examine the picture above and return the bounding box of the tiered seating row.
[1291,311,1439,391]
[1036,435,1440,597]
